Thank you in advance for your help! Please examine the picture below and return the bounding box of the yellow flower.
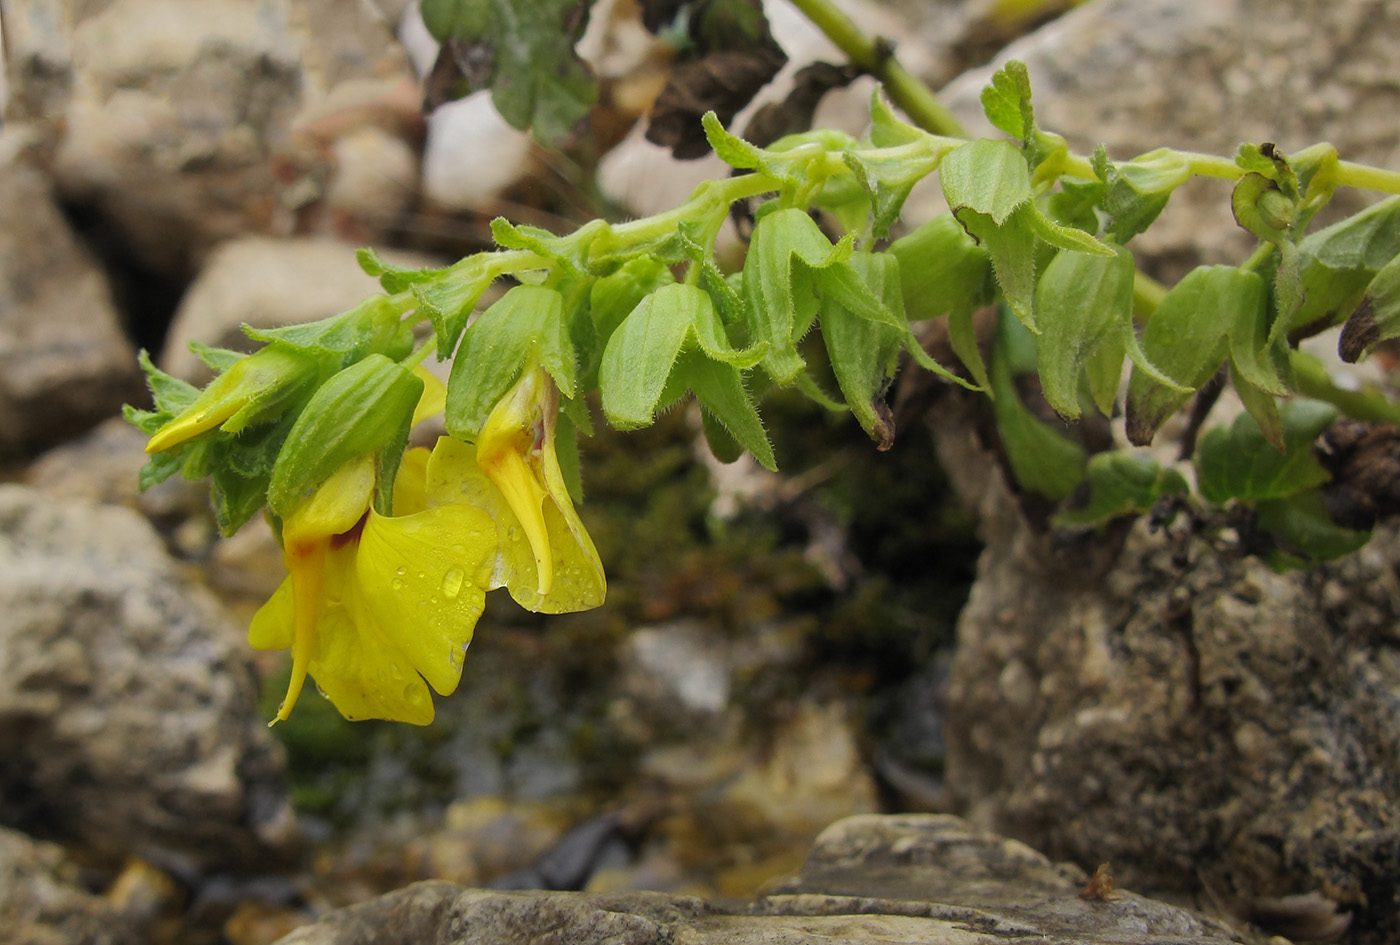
[250,453,498,725]
[427,364,605,614]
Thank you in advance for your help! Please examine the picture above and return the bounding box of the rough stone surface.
[933,402,1400,943]
[0,826,141,945]
[160,235,443,382]
[273,815,1242,944]
[0,150,142,461]
[0,484,298,876]
[933,0,1400,281]
[1,0,418,272]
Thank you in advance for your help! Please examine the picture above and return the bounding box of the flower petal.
[353,506,496,696]
[425,436,604,614]
[249,576,294,650]
[307,601,437,725]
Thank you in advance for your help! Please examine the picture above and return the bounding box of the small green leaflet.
[1194,399,1335,504]
[1053,451,1188,529]
[821,253,905,448]
[980,60,1036,143]
[1255,491,1369,569]
[420,0,597,147]
[1093,146,1190,243]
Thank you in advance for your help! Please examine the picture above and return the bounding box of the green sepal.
[941,138,1033,226]
[954,204,1037,331]
[868,87,929,148]
[1194,399,1335,504]
[356,248,445,293]
[265,354,424,519]
[131,349,199,424]
[990,308,1086,500]
[1025,201,1115,257]
[678,349,776,471]
[1094,146,1190,243]
[492,217,607,275]
[599,282,767,430]
[700,112,855,187]
[187,340,244,374]
[244,294,405,363]
[1035,243,1135,420]
[888,215,994,388]
[446,285,576,438]
[1287,195,1400,336]
[700,407,744,464]
[741,209,843,384]
[1053,450,1188,529]
[1231,362,1284,452]
[1125,265,1264,445]
[1255,491,1369,568]
[980,60,1036,143]
[1339,250,1400,362]
[821,253,905,446]
[411,259,495,357]
[584,257,673,390]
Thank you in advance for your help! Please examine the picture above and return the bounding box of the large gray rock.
[942,466,1400,943]
[273,814,1242,944]
[0,826,141,945]
[1,0,419,273]
[0,150,142,460]
[0,485,297,875]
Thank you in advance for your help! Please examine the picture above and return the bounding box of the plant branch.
[785,0,967,138]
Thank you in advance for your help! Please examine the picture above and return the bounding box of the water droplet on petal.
[396,566,406,576]
[441,567,464,599]
[392,577,405,591]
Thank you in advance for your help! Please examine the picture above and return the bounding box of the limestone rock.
[0,826,141,945]
[2,0,419,272]
[0,150,141,460]
[933,0,1400,281]
[160,235,442,382]
[938,434,1400,943]
[272,815,1242,944]
[0,484,297,875]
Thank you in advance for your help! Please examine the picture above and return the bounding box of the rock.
[159,235,442,382]
[932,0,1400,281]
[0,149,142,461]
[936,427,1400,942]
[271,814,1242,944]
[0,484,297,876]
[3,0,419,273]
[0,826,141,945]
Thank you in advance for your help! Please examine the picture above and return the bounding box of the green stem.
[1290,351,1400,425]
[1334,159,1400,195]
[785,0,966,138]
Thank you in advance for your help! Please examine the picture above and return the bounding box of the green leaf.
[740,209,838,384]
[1339,249,1400,362]
[266,354,424,518]
[356,248,445,293]
[954,204,1037,331]
[821,253,904,447]
[868,87,928,148]
[412,262,495,359]
[1095,146,1190,243]
[990,309,1085,500]
[245,295,403,362]
[135,349,199,417]
[980,60,1035,142]
[599,282,766,429]
[1288,195,1400,335]
[422,0,596,146]
[187,340,244,374]
[941,139,1033,226]
[1054,450,1188,528]
[446,286,575,437]
[888,215,994,388]
[681,349,776,471]
[1195,399,1335,504]
[1255,491,1369,567]
[1231,362,1284,452]
[1125,265,1263,445]
[1025,202,1115,257]
[1035,244,1135,420]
